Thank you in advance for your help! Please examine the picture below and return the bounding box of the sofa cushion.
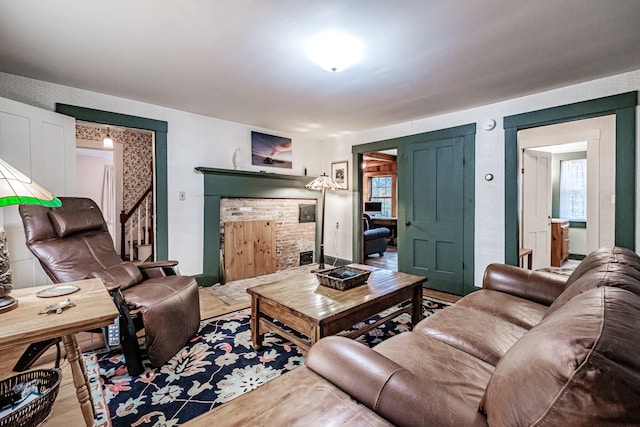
[481,286,640,426]
[564,246,640,286]
[414,304,528,366]
[307,333,492,427]
[456,289,547,329]
[546,264,640,317]
[373,332,492,427]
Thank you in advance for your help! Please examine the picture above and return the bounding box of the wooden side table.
[0,279,118,427]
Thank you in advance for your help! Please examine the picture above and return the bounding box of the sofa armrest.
[307,336,428,426]
[306,336,403,410]
[136,260,180,278]
[482,263,567,306]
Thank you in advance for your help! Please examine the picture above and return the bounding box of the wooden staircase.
[120,184,154,262]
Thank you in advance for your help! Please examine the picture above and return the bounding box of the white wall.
[76,149,112,210]
[76,147,116,240]
[0,71,324,276]
[325,69,640,286]
[2,69,639,285]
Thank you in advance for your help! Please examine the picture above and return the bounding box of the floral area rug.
[84,297,451,427]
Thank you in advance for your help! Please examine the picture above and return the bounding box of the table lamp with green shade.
[0,158,62,313]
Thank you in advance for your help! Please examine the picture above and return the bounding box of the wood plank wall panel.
[224,220,276,281]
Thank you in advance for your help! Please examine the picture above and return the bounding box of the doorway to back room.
[75,121,155,262]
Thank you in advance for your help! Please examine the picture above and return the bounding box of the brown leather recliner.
[19,197,200,375]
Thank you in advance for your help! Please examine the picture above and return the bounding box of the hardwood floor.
[363,244,398,270]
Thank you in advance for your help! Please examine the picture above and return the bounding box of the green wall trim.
[503,91,637,266]
[55,103,169,260]
[56,104,168,132]
[504,92,638,129]
[197,167,321,284]
[351,123,476,295]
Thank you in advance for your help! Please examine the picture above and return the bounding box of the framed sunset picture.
[251,131,292,169]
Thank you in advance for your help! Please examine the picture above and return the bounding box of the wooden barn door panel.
[224,220,276,281]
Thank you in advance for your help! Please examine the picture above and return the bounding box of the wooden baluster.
[145,196,149,245]
[129,220,133,261]
[137,207,141,252]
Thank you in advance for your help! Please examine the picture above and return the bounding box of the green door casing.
[399,137,466,295]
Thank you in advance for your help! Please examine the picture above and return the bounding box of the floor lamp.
[305,173,342,270]
[0,158,61,313]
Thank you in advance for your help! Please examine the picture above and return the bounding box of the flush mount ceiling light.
[306,31,364,73]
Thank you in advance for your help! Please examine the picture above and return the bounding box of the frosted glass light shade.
[103,136,114,149]
[306,31,363,72]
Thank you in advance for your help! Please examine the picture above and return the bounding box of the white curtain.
[559,159,587,221]
[101,165,116,240]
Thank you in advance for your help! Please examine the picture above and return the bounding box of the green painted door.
[399,137,465,295]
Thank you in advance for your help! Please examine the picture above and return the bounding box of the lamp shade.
[0,158,61,207]
[305,173,343,191]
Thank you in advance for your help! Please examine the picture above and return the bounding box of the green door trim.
[352,123,476,294]
[55,103,169,260]
[503,91,637,266]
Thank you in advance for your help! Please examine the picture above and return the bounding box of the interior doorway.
[75,121,155,261]
[503,91,636,267]
[76,147,116,240]
[518,115,615,269]
[361,149,398,271]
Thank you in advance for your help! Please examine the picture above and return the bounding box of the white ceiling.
[1,1,640,140]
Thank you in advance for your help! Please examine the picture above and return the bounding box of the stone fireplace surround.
[196,167,322,285]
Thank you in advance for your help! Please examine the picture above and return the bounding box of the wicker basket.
[0,369,61,427]
[315,266,371,291]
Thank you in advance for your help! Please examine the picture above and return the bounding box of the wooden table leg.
[411,285,423,325]
[251,296,263,350]
[62,334,95,427]
[310,325,322,348]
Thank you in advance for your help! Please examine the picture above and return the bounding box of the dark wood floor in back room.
[363,245,460,304]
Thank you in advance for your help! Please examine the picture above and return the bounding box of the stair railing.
[120,184,153,261]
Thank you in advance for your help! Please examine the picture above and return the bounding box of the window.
[559,159,587,221]
[370,176,392,217]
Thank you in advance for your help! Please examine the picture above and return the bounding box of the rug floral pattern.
[85,298,449,427]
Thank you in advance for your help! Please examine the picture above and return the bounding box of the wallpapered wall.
[75,124,153,231]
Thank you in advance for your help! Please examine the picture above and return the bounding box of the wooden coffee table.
[247,265,427,353]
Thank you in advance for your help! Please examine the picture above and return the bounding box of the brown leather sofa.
[306,247,640,426]
[19,197,200,375]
